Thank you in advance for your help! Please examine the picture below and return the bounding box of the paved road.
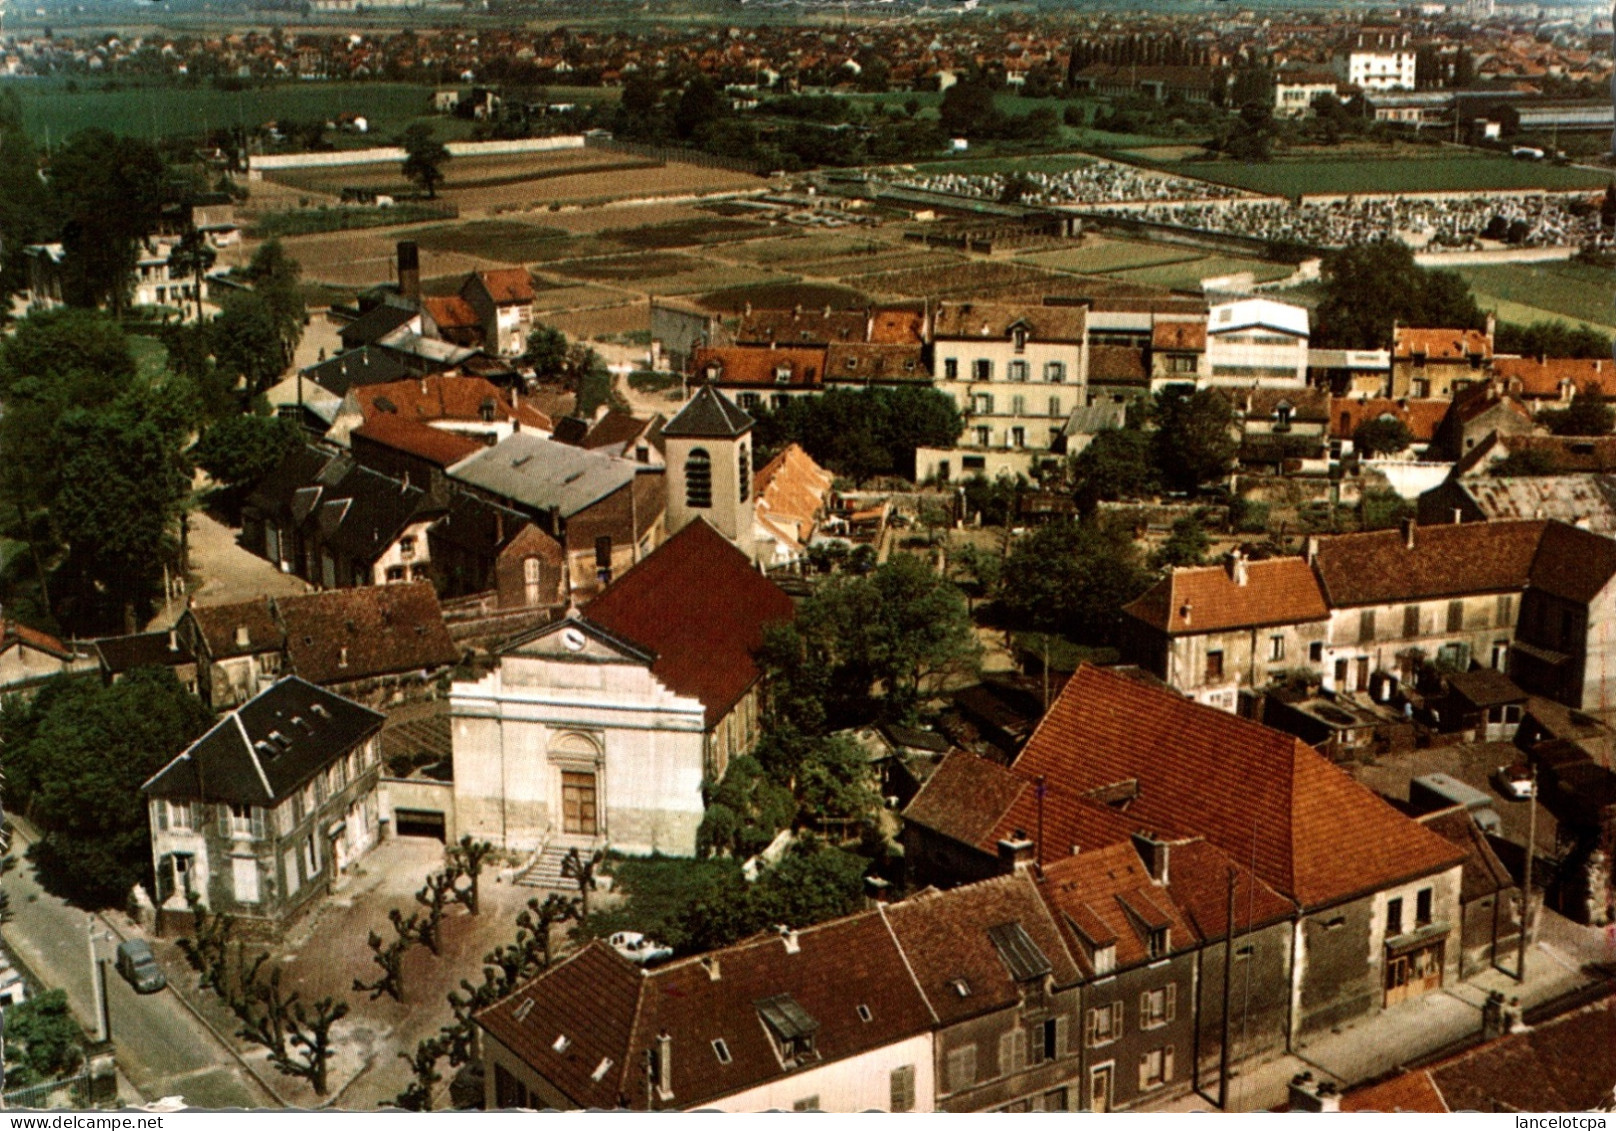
[2,828,276,1108]
[149,510,311,631]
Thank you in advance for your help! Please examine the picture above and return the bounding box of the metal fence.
[4,1068,91,1109]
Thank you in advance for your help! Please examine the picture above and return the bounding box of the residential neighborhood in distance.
[0,0,1615,1114]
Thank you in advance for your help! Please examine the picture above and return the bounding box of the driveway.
[149,511,311,629]
[0,823,277,1108]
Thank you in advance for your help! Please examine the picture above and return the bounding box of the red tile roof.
[478,913,935,1110]
[1329,397,1449,442]
[1393,327,1492,361]
[1342,1070,1449,1113]
[584,520,795,727]
[355,375,553,432]
[1088,344,1148,383]
[868,308,925,344]
[903,749,1034,851]
[692,346,826,388]
[1310,519,1545,607]
[1527,520,1616,604]
[883,870,1080,1024]
[276,582,459,684]
[1123,557,1328,636]
[1038,842,1195,975]
[423,294,481,331]
[1494,356,1616,399]
[477,267,537,305]
[1152,320,1207,352]
[1161,838,1295,941]
[1013,665,1465,908]
[1,620,74,660]
[351,415,486,468]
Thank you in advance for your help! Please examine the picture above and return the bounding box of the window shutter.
[1111,1001,1123,1034]
[1054,1016,1069,1059]
[251,807,266,840]
[190,802,204,830]
[155,801,168,832]
[999,1031,1016,1077]
[890,1065,915,1113]
[1164,1046,1176,1083]
[1138,1053,1150,1092]
[1139,991,1149,1029]
[1166,983,1177,1023]
[1085,1008,1099,1047]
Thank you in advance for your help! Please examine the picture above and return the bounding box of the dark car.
[115,940,167,994]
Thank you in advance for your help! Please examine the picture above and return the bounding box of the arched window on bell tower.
[685,448,712,509]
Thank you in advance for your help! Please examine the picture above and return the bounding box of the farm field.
[545,303,651,340]
[264,149,642,195]
[1110,254,1296,289]
[531,283,638,312]
[1456,261,1616,331]
[856,260,1061,299]
[1162,155,1611,196]
[406,219,572,262]
[720,232,903,265]
[818,248,966,278]
[697,281,872,313]
[6,78,619,145]
[1017,238,1201,274]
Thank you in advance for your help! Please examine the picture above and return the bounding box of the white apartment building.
[1205,298,1310,388]
[1335,31,1417,91]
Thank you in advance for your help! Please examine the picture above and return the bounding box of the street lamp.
[87,917,112,1044]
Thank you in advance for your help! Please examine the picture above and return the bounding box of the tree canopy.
[1494,320,1613,360]
[997,519,1151,644]
[752,386,963,483]
[1313,241,1484,350]
[1151,387,1237,492]
[191,413,303,489]
[1544,384,1615,437]
[47,130,168,315]
[6,668,213,908]
[1353,416,1414,456]
[401,124,452,199]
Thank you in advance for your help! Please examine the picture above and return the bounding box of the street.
[2,825,277,1108]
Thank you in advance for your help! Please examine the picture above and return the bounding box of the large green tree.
[47,130,167,316]
[240,239,305,369]
[0,91,49,308]
[401,124,452,199]
[762,554,979,729]
[1152,387,1237,492]
[1068,426,1159,510]
[998,519,1151,644]
[1545,384,1615,437]
[211,290,288,401]
[191,413,302,490]
[1313,241,1484,350]
[753,387,964,482]
[13,668,213,909]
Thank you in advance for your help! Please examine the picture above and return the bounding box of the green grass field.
[1167,155,1611,196]
[6,79,616,145]
[1457,261,1616,331]
[1111,254,1296,290]
[1017,239,1200,274]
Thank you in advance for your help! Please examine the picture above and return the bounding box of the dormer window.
[712,1039,732,1065]
[480,398,497,423]
[757,995,819,1068]
[774,365,792,385]
[1147,927,1170,959]
[1274,403,1293,432]
[1012,325,1028,352]
[706,362,722,381]
[1094,945,1116,975]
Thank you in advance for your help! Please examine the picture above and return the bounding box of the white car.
[609,931,673,966]
[1494,764,1535,801]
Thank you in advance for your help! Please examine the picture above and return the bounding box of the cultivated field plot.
[855,260,1061,299]
[405,219,571,262]
[265,149,623,196]
[1111,254,1296,290]
[531,283,639,311]
[1456,261,1616,331]
[1017,238,1201,274]
[698,281,872,313]
[720,232,907,266]
[472,163,764,212]
[609,217,772,249]
[636,263,796,297]
[545,303,652,340]
[1170,155,1611,196]
[542,202,713,234]
[280,229,493,288]
[812,249,966,278]
[549,251,705,281]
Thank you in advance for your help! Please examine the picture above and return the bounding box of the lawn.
[1457,261,1616,331]
[1165,155,1611,196]
[1017,239,1201,274]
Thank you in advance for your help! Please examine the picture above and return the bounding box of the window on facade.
[1048,396,1063,418]
[1404,604,1422,639]
[1044,1088,1070,1112]
[1011,427,1026,449]
[684,448,713,509]
[1045,361,1065,383]
[1387,896,1404,936]
[1039,1017,1061,1064]
[1205,651,1224,681]
[1496,594,1515,625]
[1139,1047,1174,1090]
[738,392,759,411]
[1140,985,1176,1029]
[1415,887,1433,927]
[999,1028,1026,1076]
[974,360,993,382]
[944,358,959,380]
[1310,642,1324,663]
[399,536,416,559]
[792,1097,820,1112]
[738,445,751,503]
[1087,1002,1123,1047]
[946,1045,978,1093]
[169,801,194,831]
[890,1065,916,1113]
[1011,394,1026,416]
[303,834,320,878]
[232,854,260,904]
[384,565,406,582]
[523,557,544,607]
[1147,928,1170,959]
[975,426,992,447]
[973,393,994,415]
[1358,609,1377,644]
[1009,360,1029,383]
[1013,326,1028,353]
[1447,600,1465,632]
[494,1064,531,1109]
[1270,635,1285,662]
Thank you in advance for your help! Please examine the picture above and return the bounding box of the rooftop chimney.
[699,955,721,982]
[654,1032,673,1101]
[997,831,1037,872]
[167,628,179,653]
[235,624,250,649]
[777,924,800,954]
[1226,550,1247,586]
[1401,516,1416,550]
[1303,534,1319,565]
[1131,831,1171,884]
[513,417,521,433]
[398,240,421,305]
[339,645,349,668]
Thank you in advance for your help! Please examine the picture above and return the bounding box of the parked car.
[608,931,673,966]
[1494,763,1535,801]
[115,939,167,994]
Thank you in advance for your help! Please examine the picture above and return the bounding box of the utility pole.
[1516,764,1538,983]
[1218,868,1237,1111]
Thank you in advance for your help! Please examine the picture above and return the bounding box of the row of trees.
[751,386,964,484]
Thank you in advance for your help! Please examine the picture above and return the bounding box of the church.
[449,387,795,857]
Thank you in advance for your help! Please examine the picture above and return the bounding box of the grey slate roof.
[143,676,384,805]
[447,431,639,518]
[302,346,415,396]
[661,385,753,439]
